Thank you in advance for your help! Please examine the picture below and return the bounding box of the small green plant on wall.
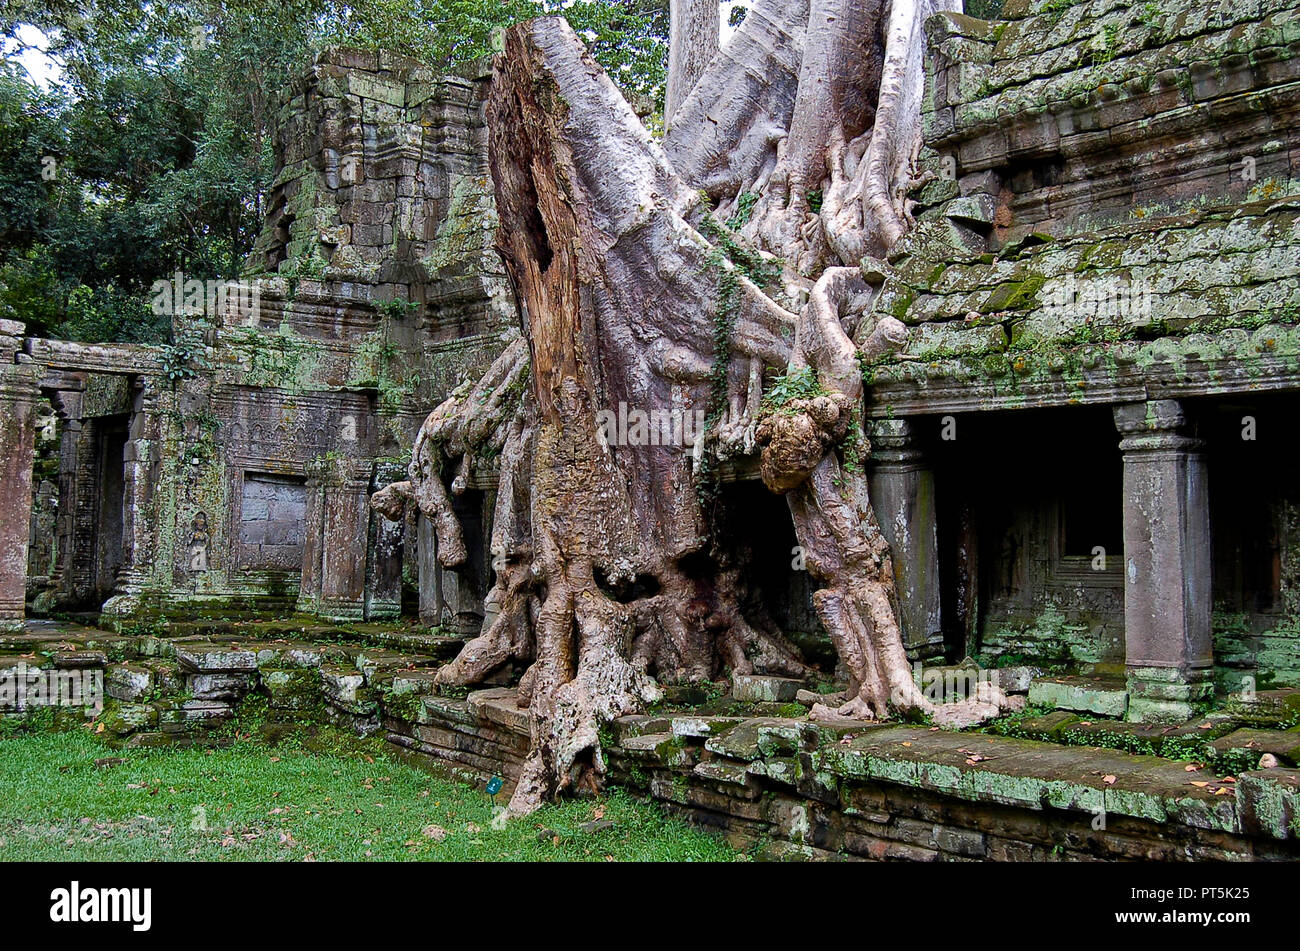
[160,341,210,386]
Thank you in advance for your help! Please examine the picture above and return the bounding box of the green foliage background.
[0,0,669,342]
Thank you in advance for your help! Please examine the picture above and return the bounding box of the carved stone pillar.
[297,473,325,616]
[417,513,442,628]
[102,378,166,619]
[365,462,404,620]
[867,418,943,660]
[0,322,40,631]
[36,388,83,612]
[1114,399,1214,721]
[300,464,371,621]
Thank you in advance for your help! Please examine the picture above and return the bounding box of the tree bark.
[484,18,805,813]
[665,0,720,123]
[373,2,1007,816]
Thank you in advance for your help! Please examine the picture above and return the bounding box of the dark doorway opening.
[90,415,128,607]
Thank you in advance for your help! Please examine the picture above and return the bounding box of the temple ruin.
[2,0,1300,858]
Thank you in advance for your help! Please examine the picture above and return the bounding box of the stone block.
[261,667,322,711]
[1236,768,1300,840]
[693,759,758,790]
[52,650,106,669]
[733,674,803,703]
[187,672,255,702]
[178,700,233,722]
[321,665,375,714]
[467,687,528,734]
[173,642,258,673]
[106,664,153,702]
[1028,675,1129,718]
[1211,729,1300,768]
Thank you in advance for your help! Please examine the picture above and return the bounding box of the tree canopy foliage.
[0,0,670,341]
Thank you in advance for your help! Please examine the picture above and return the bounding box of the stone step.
[172,641,258,673]
[420,694,476,726]
[467,688,529,735]
[51,649,106,669]
[354,649,439,684]
[384,668,441,696]
[251,640,348,669]
[692,759,757,789]
[1211,728,1300,768]
[1028,675,1128,718]
[617,732,696,767]
[1225,688,1300,727]
[704,717,822,761]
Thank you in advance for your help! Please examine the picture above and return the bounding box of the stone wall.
[923,0,1300,244]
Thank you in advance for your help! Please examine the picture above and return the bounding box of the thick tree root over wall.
[375,7,1010,816]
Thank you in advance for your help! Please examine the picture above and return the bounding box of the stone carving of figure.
[188,511,210,572]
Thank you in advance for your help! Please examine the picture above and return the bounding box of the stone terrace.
[3,620,1298,860]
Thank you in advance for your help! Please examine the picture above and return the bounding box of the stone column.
[417,513,442,628]
[1114,399,1214,721]
[0,322,40,631]
[296,474,325,615]
[365,462,404,620]
[867,418,943,660]
[315,468,371,621]
[38,388,83,612]
[102,378,165,619]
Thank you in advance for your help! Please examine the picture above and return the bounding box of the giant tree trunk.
[375,2,1001,816]
[665,0,720,122]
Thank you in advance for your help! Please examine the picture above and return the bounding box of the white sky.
[4,24,61,87]
[4,5,747,92]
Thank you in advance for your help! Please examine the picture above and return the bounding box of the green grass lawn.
[0,726,740,862]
